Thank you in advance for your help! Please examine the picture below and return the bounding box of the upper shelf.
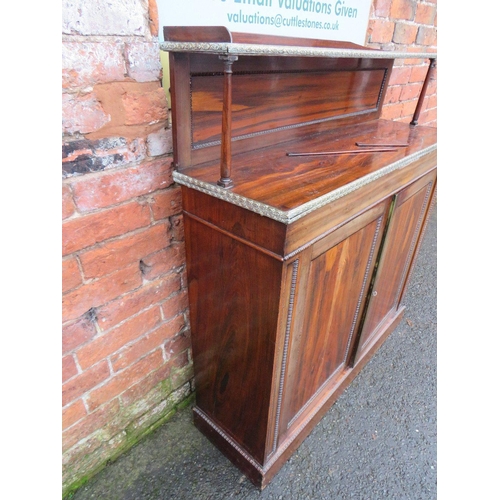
[161,26,437,60]
[164,26,437,196]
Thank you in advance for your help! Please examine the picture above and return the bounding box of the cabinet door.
[278,200,390,441]
[354,172,436,358]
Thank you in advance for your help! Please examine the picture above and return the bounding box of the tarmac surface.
[71,206,437,500]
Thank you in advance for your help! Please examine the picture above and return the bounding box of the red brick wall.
[62,0,193,494]
[62,0,437,495]
[367,0,437,126]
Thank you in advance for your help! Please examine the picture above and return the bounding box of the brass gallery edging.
[270,259,300,457]
[161,41,436,61]
[173,144,437,225]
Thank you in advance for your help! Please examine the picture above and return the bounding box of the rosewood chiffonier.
[160,26,437,488]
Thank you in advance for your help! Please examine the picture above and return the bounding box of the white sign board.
[157,0,372,45]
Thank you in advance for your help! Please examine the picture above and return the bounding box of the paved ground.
[71,206,437,500]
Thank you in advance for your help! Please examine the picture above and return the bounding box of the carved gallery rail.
[161,26,437,488]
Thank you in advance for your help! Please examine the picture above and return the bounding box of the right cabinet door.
[354,170,437,360]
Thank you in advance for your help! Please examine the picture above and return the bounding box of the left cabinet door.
[277,199,390,445]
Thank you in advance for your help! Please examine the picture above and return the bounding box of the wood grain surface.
[167,31,438,488]
[191,70,386,145]
[184,120,436,211]
[184,215,284,464]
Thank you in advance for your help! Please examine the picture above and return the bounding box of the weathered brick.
[400,83,422,101]
[171,346,191,369]
[124,397,183,445]
[63,355,78,383]
[62,360,110,407]
[164,382,191,413]
[63,315,97,354]
[63,400,87,430]
[111,314,185,371]
[390,0,416,21]
[62,201,151,256]
[384,85,402,104]
[62,92,110,135]
[63,257,82,293]
[373,0,392,17]
[161,290,189,322]
[165,330,191,359]
[140,245,185,281]
[409,65,429,83]
[62,264,143,323]
[97,273,181,330]
[77,307,163,370]
[149,186,182,221]
[86,350,164,411]
[170,215,185,242]
[146,127,173,157]
[179,268,188,291]
[63,139,96,160]
[63,399,120,452]
[425,94,437,110]
[79,223,170,279]
[401,99,418,118]
[393,22,418,45]
[63,431,109,472]
[420,107,437,125]
[70,159,173,213]
[148,0,159,36]
[389,66,412,86]
[125,42,162,83]
[64,153,124,177]
[63,185,76,219]
[63,431,130,490]
[62,137,147,178]
[381,102,403,120]
[368,19,394,44]
[402,57,424,66]
[81,81,168,140]
[122,87,169,126]
[62,0,148,36]
[415,3,436,25]
[416,25,437,46]
[170,354,194,390]
[427,78,437,95]
[62,42,126,89]
[120,363,171,407]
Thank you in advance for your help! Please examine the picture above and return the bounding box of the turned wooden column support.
[411,58,436,126]
[217,55,238,189]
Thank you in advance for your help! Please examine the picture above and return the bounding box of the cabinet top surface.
[174,119,437,223]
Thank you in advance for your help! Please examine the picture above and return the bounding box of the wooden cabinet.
[355,172,436,362]
[162,27,437,488]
